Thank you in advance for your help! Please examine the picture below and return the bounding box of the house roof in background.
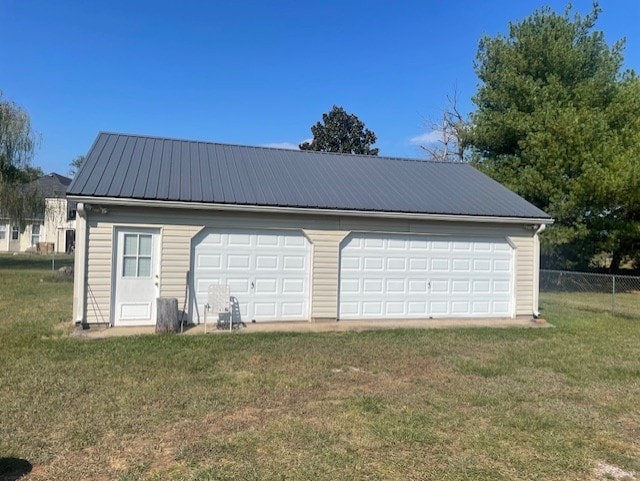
[67,132,551,221]
[31,172,72,198]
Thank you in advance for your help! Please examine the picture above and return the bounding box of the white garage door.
[339,233,513,319]
[192,229,310,323]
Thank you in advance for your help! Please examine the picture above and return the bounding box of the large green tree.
[468,3,640,271]
[0,92,44,229]
[300,105,379,155]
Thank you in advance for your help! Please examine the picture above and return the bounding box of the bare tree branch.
[419,88,470,163]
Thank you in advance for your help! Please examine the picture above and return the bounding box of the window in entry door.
[122,233,152,277]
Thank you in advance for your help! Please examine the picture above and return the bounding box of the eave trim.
[66,195,554,225]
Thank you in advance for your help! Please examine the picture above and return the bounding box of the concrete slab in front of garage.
[73,317,550,339]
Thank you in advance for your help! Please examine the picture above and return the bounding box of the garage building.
[67,132,552,327]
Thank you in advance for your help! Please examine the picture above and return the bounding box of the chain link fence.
[540,269,640,318]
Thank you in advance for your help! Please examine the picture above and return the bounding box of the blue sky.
[2,0,638,175]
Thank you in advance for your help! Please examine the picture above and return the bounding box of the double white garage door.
[339,233,513,319]
[192,229,514,323]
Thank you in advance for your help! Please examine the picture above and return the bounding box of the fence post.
[612,275,616,314]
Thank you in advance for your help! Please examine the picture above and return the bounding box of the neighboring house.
[68,132,552,327]
[0,173,76,254]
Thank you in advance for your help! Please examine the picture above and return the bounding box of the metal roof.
[67,132,551,220]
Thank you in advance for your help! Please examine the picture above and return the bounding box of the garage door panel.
[452,280,470,293]
[430,279,449,293]
[364,238,384,248]
[340,279,359,293]
[430,301,449,315]
[255,278,277,294]
[282,302,305,316]
[388,239,407,249]
[386,279,405,293]
[409,258,428,271]
[386,302,405,316]
[409,279,428,293]
[473,259,491,271]
[283,256,305,270]
[387,257,407,270]
[492,301,510,314]
[472,301,491,314]
[494,243,511,253]
[432,241,450,251]
[227,278,250,293]
[363,257,384,270]
[228,233,250,246]
[473,243,492,252]
[256,255,278,269]
[256,234,278,246]
[452,259,471,271]
[431,258,449,271]
[341,257,360,270]
[363,279,383,293]
[453,241,472,251]
[282,279,304,294]
[197,254,221,268]
[472,280,491,294]
[409,239,429,250]
[451,301,470,314]
[339,233,513,319]
[408,301,428,315]
[193,229,310,323]
[227,255,250,269]
[340,302,359,315]
[254,303,276,316]
[285,236,305,247]
[363,302,383,316]
[494,259,511,272]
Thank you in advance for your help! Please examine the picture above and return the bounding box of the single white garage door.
[192,228,311,323]
[339,233,513,319]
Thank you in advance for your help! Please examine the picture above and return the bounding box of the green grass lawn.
[541,290,640,319]
[1,254,639,480]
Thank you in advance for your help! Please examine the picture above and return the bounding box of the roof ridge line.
[97,131,468,166]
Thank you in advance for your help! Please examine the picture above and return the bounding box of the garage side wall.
[81,206,539,324]
[84,219,114,324]
[510,235,535,316]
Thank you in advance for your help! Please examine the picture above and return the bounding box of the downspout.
[532,224,546,318]
[73,202,88,325]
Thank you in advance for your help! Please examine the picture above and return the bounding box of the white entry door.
[113,228,160,326]
[192,228,311,323]
[339,233,513,319]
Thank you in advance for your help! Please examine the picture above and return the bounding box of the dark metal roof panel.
[67,132,551,220]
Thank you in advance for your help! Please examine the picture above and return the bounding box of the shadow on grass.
[0,457,32,481]
[0,253,74,270]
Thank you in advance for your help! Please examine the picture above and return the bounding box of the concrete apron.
[74,317,550,339]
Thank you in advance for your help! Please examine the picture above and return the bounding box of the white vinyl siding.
[511,235,535,315]
[304,230,348,320]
